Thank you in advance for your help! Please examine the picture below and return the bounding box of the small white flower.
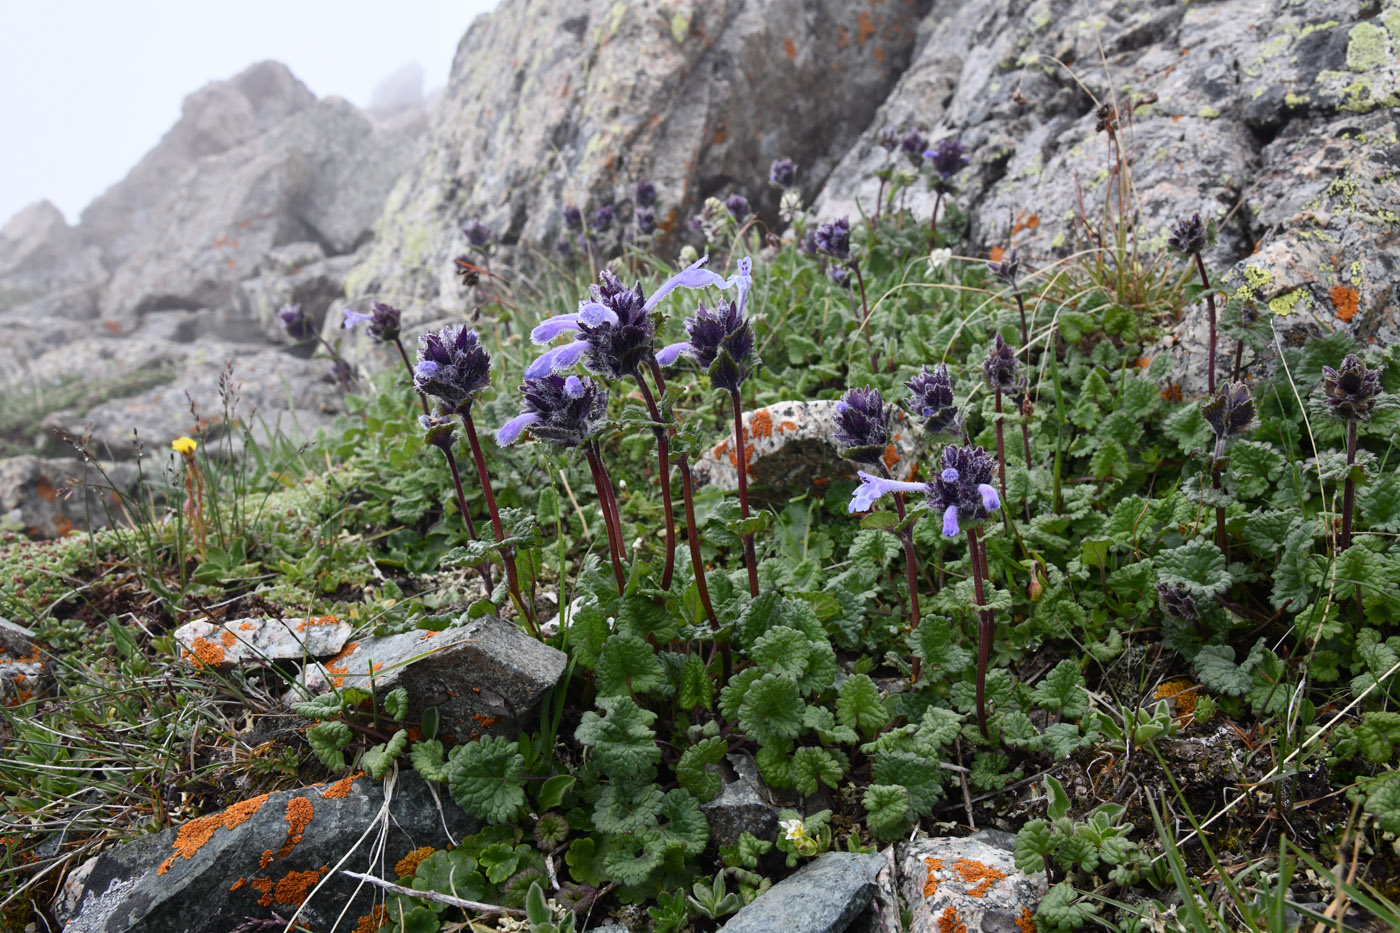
[780,818,807,842]
[678,245,700,266]
[780,189,804,223]
[926,248,952,274]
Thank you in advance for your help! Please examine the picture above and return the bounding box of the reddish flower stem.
[585,444,626,594]
[731,389,760,598]
[848,259,879,373]
[967,526,992,738]
[461,411,536,635]
[440,445,493,594]
[1193,251,1217,394]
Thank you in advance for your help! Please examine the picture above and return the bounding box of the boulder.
[720,851,887,933]
[0,455,140,539]
[0,616,48,707]
[690,399,924,493]
[700,753,781,851]
[173,616,353,670]
[897,831,1046,933]
[811,0,1400,395]
[290,615,568,741]
[53,772,476,933]
[347,0,931,336]
[0,200,107,312]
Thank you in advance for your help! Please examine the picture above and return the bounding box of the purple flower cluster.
[461,219,492,248]
[563,205,583,231]
[279,304,315,340]
[725,194,751,222]
[592,204,616,233]
[833,386,891,464]
[657,258,755,392]
[342,301,402,343]
[900,129,927,167]
[497,374,609,450]
[634,181,656,207]
[1200,381,1255,440]
[413,324,492,414]
[927,445,1001,536]
[813,217,851,260]
[924,138,969,181]
[983,334,1020,392]
[1167,212,1207,256]
[988,249,1020,287]
[878,125,900,152]
[769,157,796,190]
[903,364,960,436]
[1321,354,1383,422]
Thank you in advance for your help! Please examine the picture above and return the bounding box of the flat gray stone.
[290,614,567,741]
[898,832,1047,933]
[173,616,352,669]
[721,851,886,933]
[55,772,476,933]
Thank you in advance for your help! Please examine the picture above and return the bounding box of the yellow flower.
[172,437,198,455]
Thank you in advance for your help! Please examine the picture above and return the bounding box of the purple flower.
[420,407,459,452]
[343,300,402,343]
[769,157,796,190]
[461,218,492,247]
[833,386,891,464]
[414,324,492,414]
[526,255,745,381]
[799,228,820,256]
[813,217,851,261]
[983,334,1019,392]
[926,138,970,180]
[903,364,960,435]
[900,129,927,167]
[563,205,583,231]
[656,259,756,392]
[878,125,900,152]
[926,444,1000,535]
[1200,382,1254,440]
[1156,583,1199,621]
[592,205,616,234]
[1166,212,1207,256]
[725,193,751,222]
[848,470,928,514]
[496,373,609,449]
[279,304,315,340]
[1321,354,1383,422]
[635,206,657,235]
[827,264,852,288]
[634,181,656,207]
[989,249,1020,288]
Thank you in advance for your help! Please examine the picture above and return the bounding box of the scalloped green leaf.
[446,735,526,824]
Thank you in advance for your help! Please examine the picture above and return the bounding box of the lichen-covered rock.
[174,616,352,670]
[347,0,930,340]
[53,772,477,933]
[290,615,567,741]
[690,399,923,492]
[0,616,48,707]
[813,0,1400,395]
[0,455,140,539]
[898,832,1046,933]
[0,200,107,314]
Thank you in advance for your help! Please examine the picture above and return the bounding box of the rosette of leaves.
[1014,776,1148,887]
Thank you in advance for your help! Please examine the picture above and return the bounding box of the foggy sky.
[0,1,500,227]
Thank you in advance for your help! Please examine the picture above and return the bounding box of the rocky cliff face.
[4,0,1397,536]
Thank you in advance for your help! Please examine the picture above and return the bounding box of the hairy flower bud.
[903,364,960,435]
[1200,381,1254,440]
[725,193,751,222]
[1321,354,1383,422]
[461,218,492,247]
[813,217,851,261]
[1156,583,1199,621]
[900,129,927,167]
[563,204,583,231]
[833,386,891,464]
[983,334,1020,392]
[420,408,459,452]
[414,324,492,414]
[769,157,796,190]
[926,444,1000,535]
[634,180,656,207]
[279,304,314,340]
[1167,212,1207,256]
[988,249,1020,288]
[925,137,970,180]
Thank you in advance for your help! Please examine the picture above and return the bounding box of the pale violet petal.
[642,255,727,314]
[563,375,585,398]
[941,467,960,483]
[576,301,618,327]
[531,314,580,344]
[722,256,754,317]
[942,505,960,537]
[978,483,1001,512]
[495,412,539,446]
[414,360,441,379]
[655,341,691,366]
[342,309,373,330]
[525,339,590,378]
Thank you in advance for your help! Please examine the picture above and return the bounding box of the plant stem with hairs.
[440,443,494,594]
[878,462,921,681]
[584,443,626,595]
[1342,420,1363,624]
[928,191,944,247]
[1211,435,1228,559]
[993,388,1008,504]
[731,389,760,597]
[461,412,536,635]
[1193,251,1218,394]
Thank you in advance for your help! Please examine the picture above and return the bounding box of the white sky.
[0,0,501,226]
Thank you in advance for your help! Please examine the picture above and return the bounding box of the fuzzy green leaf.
[1037,882,1097,932]
[1032,660,1088,719]
[596,633,665,699]
[446,735,526,824]
[1193,640,1267,697]
[909,615,973,680]
[676,736,727,802]
[409,739,448,782]
[1356,712,1400,764]
[361,729,409,779]
[862,784,911,840]
[594,783,664,835]
[306,720,352,772]
[383,687,410,722]
[737,673,805,745]
[790,746,849,796]
[755,739,795,790]
[1363,776,1400,835]
[837,674,891,738]
[677,652,714,710]
[871,751,943,814]
[718,667,764,723]
[575,695,661,785]
[653,789,710,856]
[1156,539,1231,600]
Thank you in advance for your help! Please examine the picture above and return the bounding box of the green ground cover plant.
[3,125,1400,933]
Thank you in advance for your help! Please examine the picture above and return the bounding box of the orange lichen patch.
[783,37,796,60]
[1137,357,1152,369]
[1016,906,1038,932]
[260,849,275,869]
[157,857,175,875]
[856,11,876,44]
[275,796,315,859]
[239,622,255,631]
[354,906,387,933]
[779,420,798,433]
[1155,678,1199,723]
[251,875,274,906]
[320,772,363,800]
[937,905,968,933]
[1331,285,1359,322]
[35,478,57,504]
[229,877,247,891]
[419,630,439,639]
[1161,383,1182,403]
[158,793,269,873]
[954,858,1007,897]
[102,320,122,335]
[371,662,383,674]
[922,857,945,897]
[322,640,359,688]
[712,122,728,144]
[712,440,730,461]
[188,636,225,668]
[394,845,437,878]
[271,867,326,906]
[988,246,1006,263]
[750,409,773,438]
[882,444,900,471]
[296,615,341,632]
[53,515,77,536]
[220,630,236,648]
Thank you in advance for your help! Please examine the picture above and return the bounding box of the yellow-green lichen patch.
[1285,92,1310,107]
[670,11,689,44]
[1198,105,1220,119]
[1269,289,1310,316]
[1346,23,1391,72]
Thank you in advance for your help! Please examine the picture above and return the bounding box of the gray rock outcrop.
[720,851,887,933]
